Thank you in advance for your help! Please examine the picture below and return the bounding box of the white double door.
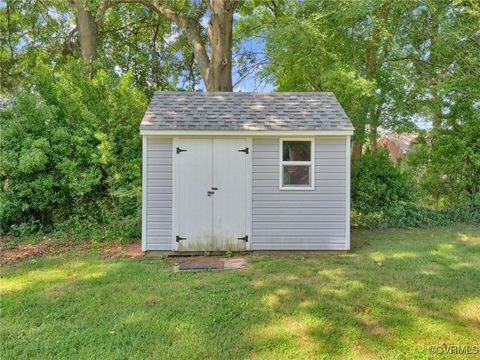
[173,138,251,251]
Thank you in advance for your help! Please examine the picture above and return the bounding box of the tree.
[396,0,480,130]
[260,0,410,161]
[1,0,72,92]
[0,60,148,235]
[408,116,480,206]
[105,0,239,91]
[0,0,193,94]
[70,0,98,60]
[4,0,246,92]
[97,5,192,93]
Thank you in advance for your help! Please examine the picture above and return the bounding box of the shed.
[140,92,354,252]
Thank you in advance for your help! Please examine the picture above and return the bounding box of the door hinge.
[238,147,249,154]
[237,235,248,242]
[176,147,187,154]
[176,235,187,242]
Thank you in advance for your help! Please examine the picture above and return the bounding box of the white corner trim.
[140,129,354,137]
[278,138,315,190]
[345,136,351,250]
[141,136,147,252]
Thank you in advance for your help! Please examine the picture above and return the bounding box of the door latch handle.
[207,191,215,196]
[211,187,218,190]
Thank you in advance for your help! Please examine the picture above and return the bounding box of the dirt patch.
[0,238,74,266]
[101,243,143,259]
[1,239,143,265]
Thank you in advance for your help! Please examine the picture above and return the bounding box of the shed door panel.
[212,139,248,251]
[174,138,249,251]
[174,139,213,250]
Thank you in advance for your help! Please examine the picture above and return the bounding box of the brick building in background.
[377,133,418,164]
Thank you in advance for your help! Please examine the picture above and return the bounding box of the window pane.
[283,141,311,161]
[283,165,310,186]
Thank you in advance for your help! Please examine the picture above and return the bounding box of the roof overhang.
[140,129,354,136]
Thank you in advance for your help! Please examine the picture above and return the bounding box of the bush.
[351,203,480,229]
[351,149,416,213]
[407,119,480,207]
[349,148,478,229]
[53,214,140,243]
[0,60,147,238]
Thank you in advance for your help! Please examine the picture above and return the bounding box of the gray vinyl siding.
[143,136,348,251]
[145,137,172,250]
[251,138,347,250]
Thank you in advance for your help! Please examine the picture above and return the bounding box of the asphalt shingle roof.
[140,92,354,131]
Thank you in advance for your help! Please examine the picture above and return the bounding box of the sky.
[233,37,275,93]
[191,13,274,93]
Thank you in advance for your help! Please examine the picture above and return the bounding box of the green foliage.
[0,59,147,237]
[53,215,140,243]
[408,117,480,207]
[350,148,479,229]
[352,203,480,229]
[0,1,195,94]
[98,4,194,94]
[351,150,415,213]
[260,0,418,146]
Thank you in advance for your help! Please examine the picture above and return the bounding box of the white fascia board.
[140,129,354,136]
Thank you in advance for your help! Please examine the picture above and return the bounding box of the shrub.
[351,203,480,229]
[0,60,147,237]
[407,117,480,207]
[351,149,416,213]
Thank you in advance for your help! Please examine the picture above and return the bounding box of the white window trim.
[279,138,315,190]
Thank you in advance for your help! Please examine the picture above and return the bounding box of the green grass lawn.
[1,226,479,359]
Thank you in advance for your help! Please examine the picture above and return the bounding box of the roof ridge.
[153,91,336,95]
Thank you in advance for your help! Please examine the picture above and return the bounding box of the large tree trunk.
[113,0,237,90]
[429,80,442,129]
[351,124,365,164]
[427,14,441,129]
[207,1,234,91]
[369,124,378,154]
[363,3,389,156]
[351,140,364,164]
[369,107,382,155]
[71,0,97,60]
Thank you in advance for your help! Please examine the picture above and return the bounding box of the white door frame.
[172,137,252,251]
[245,138,252,251]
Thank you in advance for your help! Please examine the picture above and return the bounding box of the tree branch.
[96,0,112,27]
[63,26,78,56]
[111,0,210,85]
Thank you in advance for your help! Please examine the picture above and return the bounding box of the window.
[280,139,314,190]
